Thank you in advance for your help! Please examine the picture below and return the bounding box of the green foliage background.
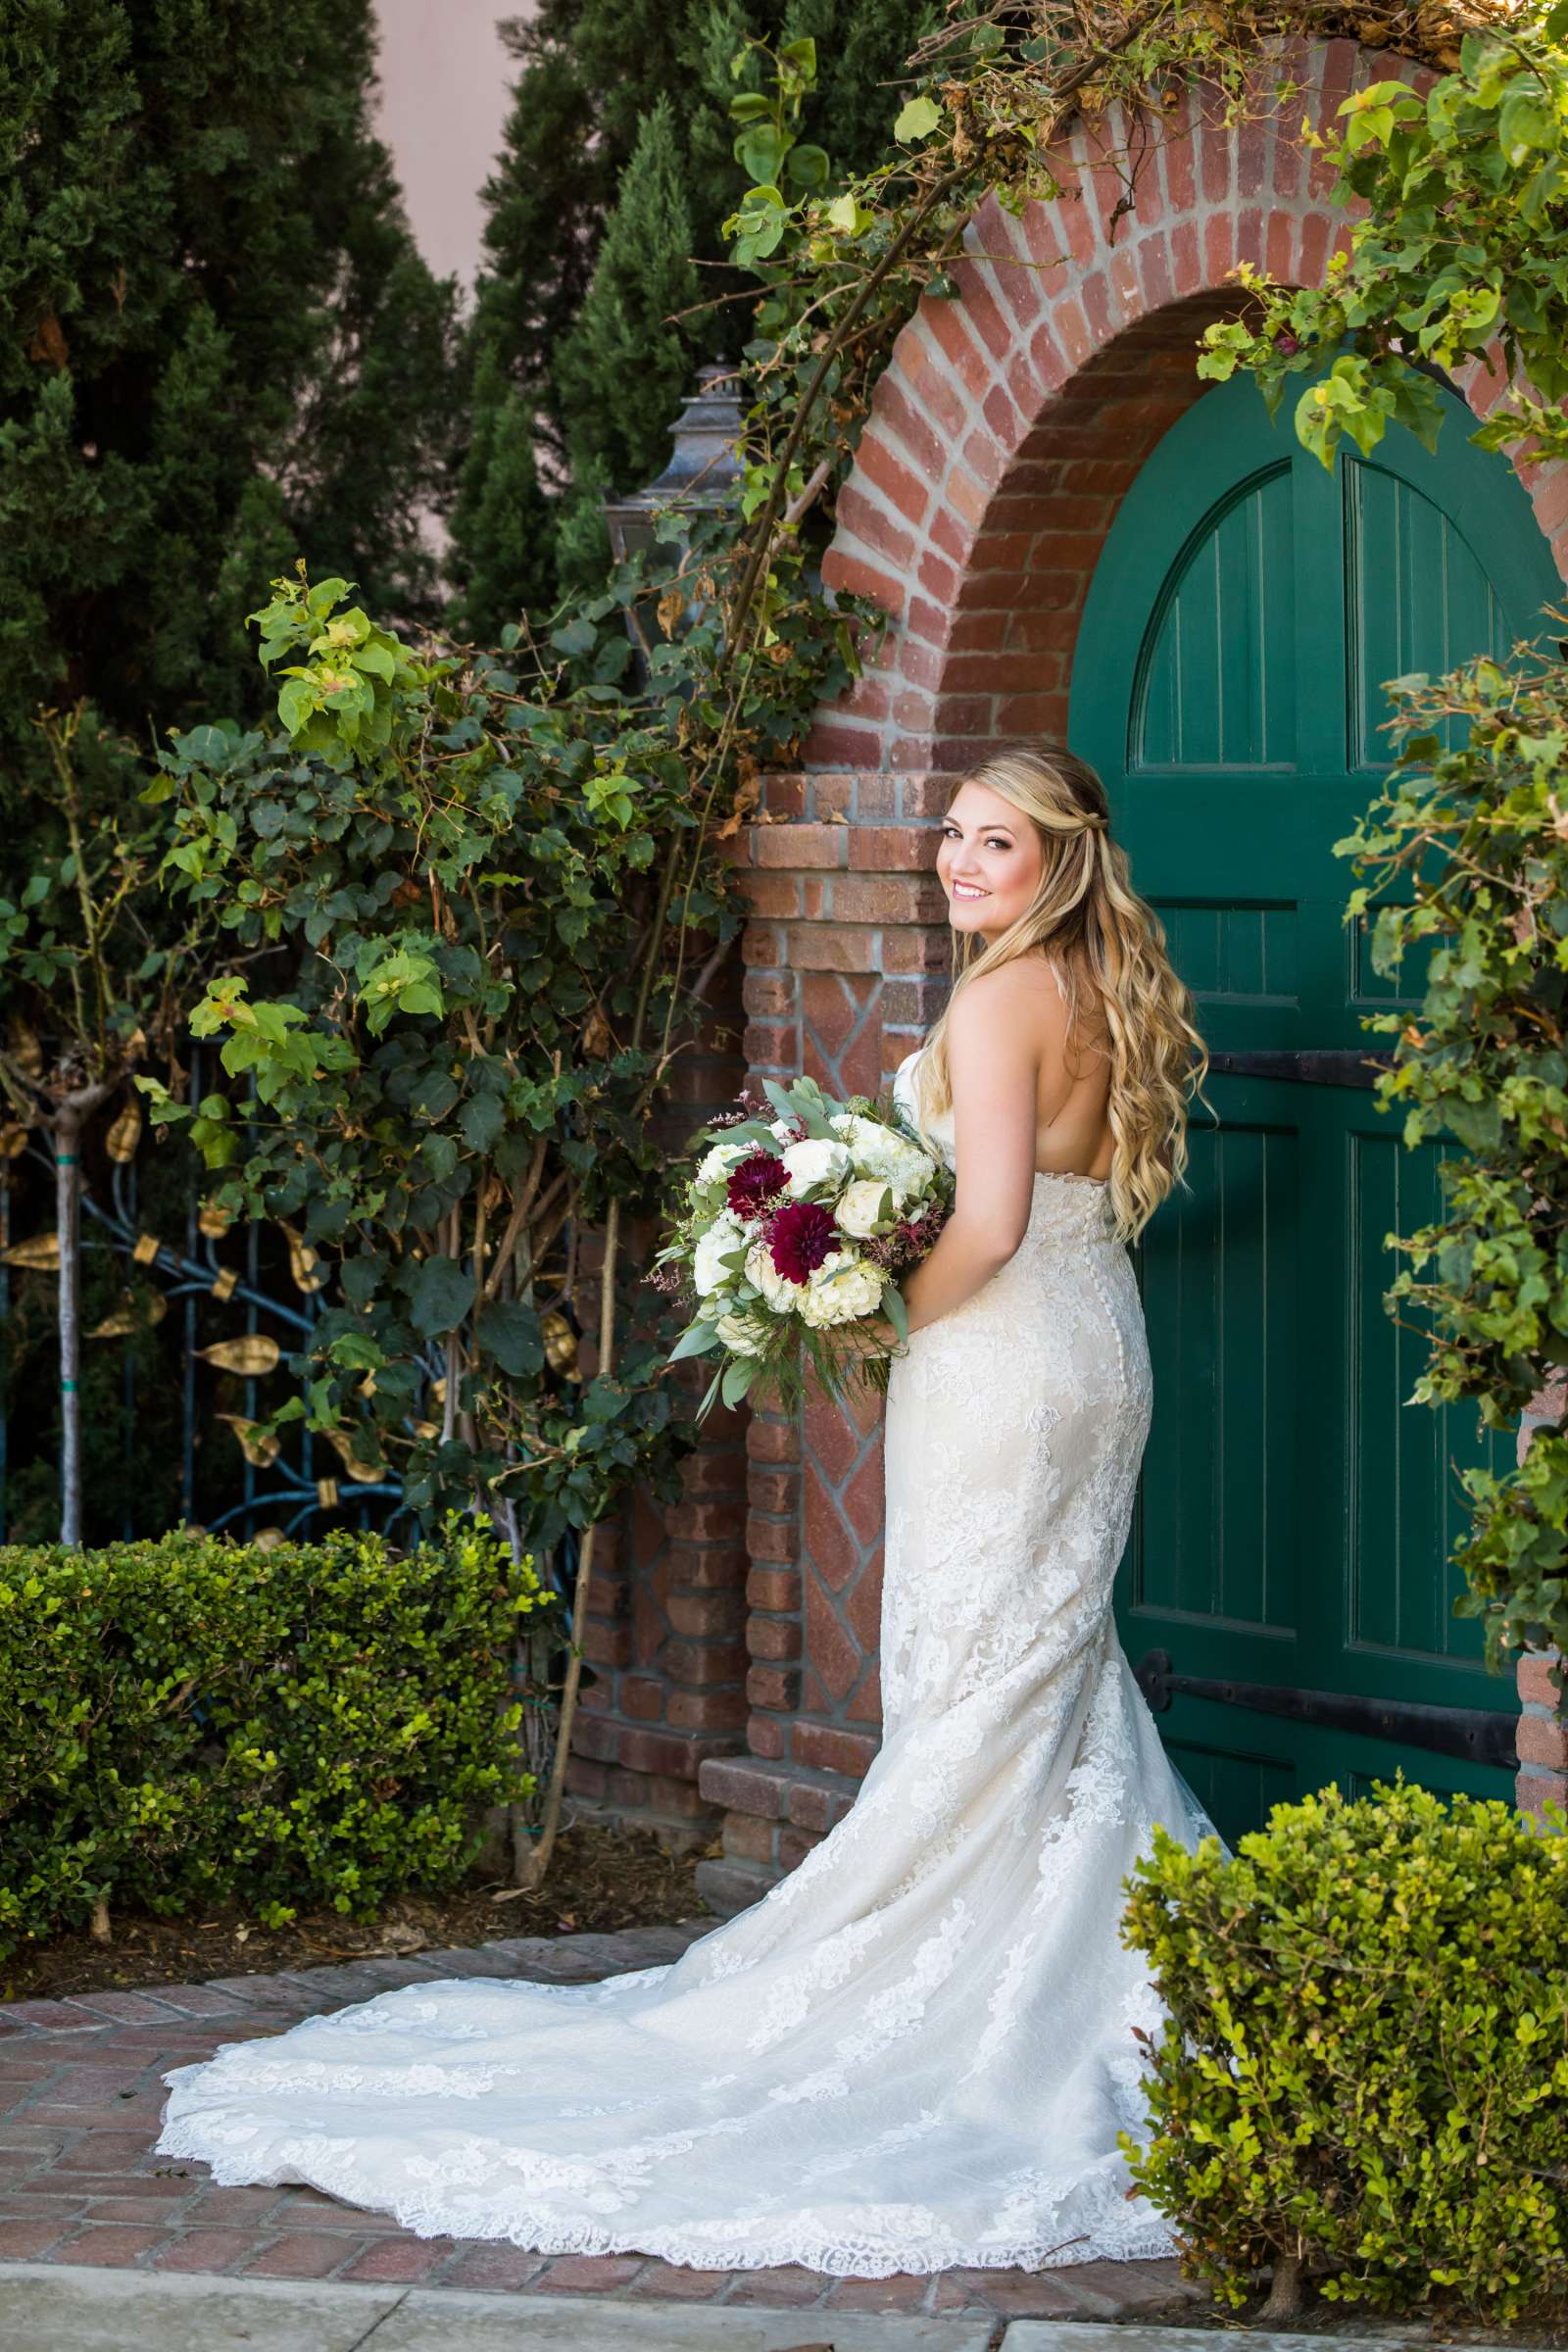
[0,0,460,757]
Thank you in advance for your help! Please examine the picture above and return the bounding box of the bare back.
[1037,956,1114,1182]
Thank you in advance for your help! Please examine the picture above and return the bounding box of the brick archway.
[808,36,1568,779]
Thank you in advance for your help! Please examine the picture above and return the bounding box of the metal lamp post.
[601,365,745,664]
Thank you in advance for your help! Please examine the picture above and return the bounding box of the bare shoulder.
[946,956,1066,1058]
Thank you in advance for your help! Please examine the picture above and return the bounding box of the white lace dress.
[155,1047,1218,2277]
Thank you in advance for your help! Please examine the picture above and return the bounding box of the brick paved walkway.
[0,1923,1207,2324]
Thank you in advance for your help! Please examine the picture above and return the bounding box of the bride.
[157,742,1220,2278]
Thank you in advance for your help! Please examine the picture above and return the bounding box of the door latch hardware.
[1134,1647,1518,1770]
[1206,1049,1394,1089]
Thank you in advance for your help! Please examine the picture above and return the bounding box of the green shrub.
[1120,1779,1568,2322]
[0,1517,549,1961]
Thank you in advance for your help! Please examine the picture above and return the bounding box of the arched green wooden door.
[1071,368,1559,1843]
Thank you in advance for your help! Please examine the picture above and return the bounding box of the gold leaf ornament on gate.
[541,1309,580,1379]
[105,1101,142,1163]
[88,1291,169,1339]
[281,1226,327,1294]
[197,1335,281,1377]
[321,1425,386,1485]
[1,1233,60,1270]
[219,1413,281,1467]
[7,1020,43,1080]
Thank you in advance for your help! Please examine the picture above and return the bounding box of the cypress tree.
[446,342,559,641]
[553,97,703,506]
[0,0,460,753]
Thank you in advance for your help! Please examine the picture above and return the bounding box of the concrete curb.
[0,2270,1520,2352]
[0,2262,994,2348]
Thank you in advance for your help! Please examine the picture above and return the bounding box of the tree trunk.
[1260,2253,1304,2324]
[54,1085,109,1548]
[56,1103,85,1548]
[514,1197,620,1892]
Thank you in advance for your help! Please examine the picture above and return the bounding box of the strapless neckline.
[893,1047,1109,1191]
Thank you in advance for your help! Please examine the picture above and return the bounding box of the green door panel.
[1071,368,1559,1847]
[1346,462,1511,768]
[1138,465,1297,769]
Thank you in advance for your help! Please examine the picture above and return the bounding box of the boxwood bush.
[1120,1779,1568,2322]
[0,1518,550,1960]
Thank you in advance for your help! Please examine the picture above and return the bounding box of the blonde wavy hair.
[918,744,1208,1244]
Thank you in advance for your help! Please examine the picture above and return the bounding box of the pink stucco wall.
[372,2,522,287]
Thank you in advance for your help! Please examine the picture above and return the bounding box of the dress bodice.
[894,1048,1117,1248]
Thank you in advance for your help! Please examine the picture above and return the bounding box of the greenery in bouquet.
[657,1073,953,1417]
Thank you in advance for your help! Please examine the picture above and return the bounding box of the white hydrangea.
[693,1210,747,1298]
[798,1252,886,1329]
[781,1136,851,1198]
[835,1177,894,1239]
[696,1140,749,1186]
[746,1239,802,1314]
[830,1113,935,1207]
[716,1309,769,1357]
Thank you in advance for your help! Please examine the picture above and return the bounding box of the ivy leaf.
[341,1253,386,1310]
[409,1254,472,1338]
[476,1300,544,1377]
[895,94,942,143]
[550,617,597,660]
[460,1092,507,1152]
[826,193,872,237]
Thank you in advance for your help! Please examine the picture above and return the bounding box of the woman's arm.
[900,962,1059,1336]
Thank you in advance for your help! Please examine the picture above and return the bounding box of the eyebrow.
[944,813,1014,834]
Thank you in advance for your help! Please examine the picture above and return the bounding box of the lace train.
[155,1049,1218,2277]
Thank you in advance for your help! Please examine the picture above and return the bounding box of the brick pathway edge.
[0,1920,1210,2325]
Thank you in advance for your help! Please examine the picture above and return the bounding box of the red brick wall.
[564,1010,753,1849]
[1515,1386,1568,1827]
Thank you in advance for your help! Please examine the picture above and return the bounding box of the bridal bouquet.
[657,1075,953,1418]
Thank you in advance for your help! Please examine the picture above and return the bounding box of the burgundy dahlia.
[768,1199,838,1286]
[726,1150,789,1218]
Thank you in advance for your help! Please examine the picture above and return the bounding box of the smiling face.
[937,777,1046,937]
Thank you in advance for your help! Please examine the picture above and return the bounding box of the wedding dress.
[156,1044,1219,2278]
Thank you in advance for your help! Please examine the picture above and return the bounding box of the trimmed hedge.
[1120,1779,1568,2321]
[0,1519,550,1959]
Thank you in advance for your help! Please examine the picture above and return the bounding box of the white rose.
[693,1210,746,1298]
[836,1177,894,1239]
[696,1140,748,1186]
[746,1239,801,1314]
[716,1309,769,1357]
[798,1253,886,1329]
[781,1137,851,1198]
